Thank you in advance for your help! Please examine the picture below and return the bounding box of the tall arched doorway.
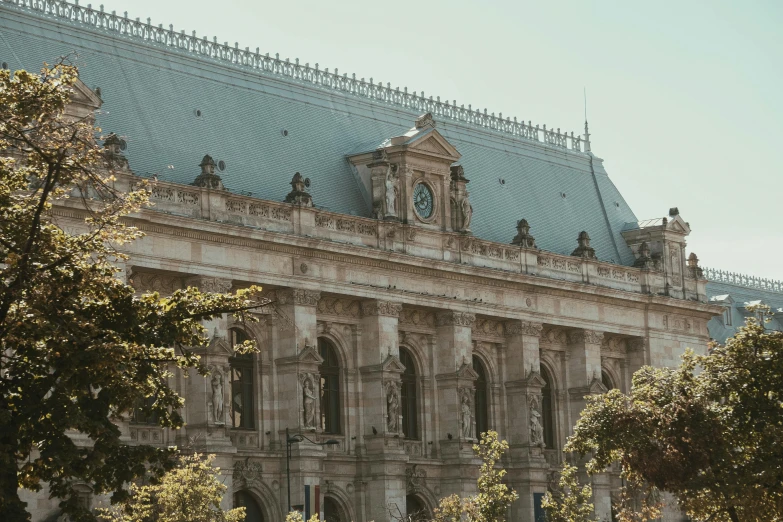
[234,490,264,522]
[323,495,345,522]
[406,494,429,522]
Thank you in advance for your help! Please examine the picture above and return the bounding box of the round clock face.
[413,183,434,219]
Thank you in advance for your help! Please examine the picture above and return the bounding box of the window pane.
[319,339,341,434]
[541,367,555,449]
[400,348,418,439]
[472,355,489,437]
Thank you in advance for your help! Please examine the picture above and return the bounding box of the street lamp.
[286,427,339,514]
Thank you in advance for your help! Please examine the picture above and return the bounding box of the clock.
[412,182,434,219]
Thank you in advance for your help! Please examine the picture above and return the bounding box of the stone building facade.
[0,2,756,521]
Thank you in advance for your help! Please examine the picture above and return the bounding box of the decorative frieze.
[504,320,543,337]
[474,317,504,338]
[540,327,568,345]
[129,271,183,294]
[276,288,321,307]
[317,297,361,318]
[361,300,402,318]
[400,308,436,328]
[568,329,604,345]
[436,311,476,328]
[185,275,233,294]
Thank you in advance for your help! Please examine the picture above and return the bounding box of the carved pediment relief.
[297,344,324,365]
[207,330,233,356]
[406,130,460,160]
[524,368,548,388]
[455,361,479,381]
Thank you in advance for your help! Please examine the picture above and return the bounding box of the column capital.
[567,329,604,345]
[276,288,321,307]
[504,320,543,338]
[436,311,476,328]
[361,300,403,318]
[184,275,233,294]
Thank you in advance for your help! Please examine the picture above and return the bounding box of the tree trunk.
[727,505,740,522]
[0,420,29,521]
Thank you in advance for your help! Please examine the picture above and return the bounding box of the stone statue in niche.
[460,388,474,439]
[300,373,317,429]
[210,371,225,424]
[386,381,400,433]
[529,395,545,448]
[384,164,398,218]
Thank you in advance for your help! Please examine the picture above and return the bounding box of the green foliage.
[0,62,262,520]
[285,511,320,522]
[97,454,245,522]
[432,430,518,522]
[566,308,783,522]
[541,464,597,522]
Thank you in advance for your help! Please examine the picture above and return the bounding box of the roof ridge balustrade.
[2,0,587,153]
[703,267,783,294]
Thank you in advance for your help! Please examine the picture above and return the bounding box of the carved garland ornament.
[504,320,543,337]
[361,300,403,318]
[277,289,321,307]
[435,311,476,328]
[568,329,604,345]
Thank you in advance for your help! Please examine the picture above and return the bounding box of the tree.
[0,62,262,520]
[541,464,597,522]
[431,430,518,522]
[97,454,245,522]
[565,308,783,522]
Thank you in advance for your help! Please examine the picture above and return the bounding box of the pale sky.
[97,0,783,280]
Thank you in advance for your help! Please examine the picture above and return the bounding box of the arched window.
[540,365,555,449]
[472,355,489,437]
[601,370,615,391]
[323,496,344,522]
[318,338,341,434]
[399,347,418,440]
[234,490,264,522]
[230,328,254,429]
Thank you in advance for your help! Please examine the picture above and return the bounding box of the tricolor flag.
[303,484,321,520]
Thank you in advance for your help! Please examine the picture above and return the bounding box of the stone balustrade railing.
[117,174,707,301]
[3,0,584,153]
[704,267,783,293]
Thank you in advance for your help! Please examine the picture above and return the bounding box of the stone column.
[358,300,408,522]
[434,311,480,497]
[272,288,323,514]
[566,329,610,522]
[181,276,235,510]
[273,288,322,433]
[503,321,548,522]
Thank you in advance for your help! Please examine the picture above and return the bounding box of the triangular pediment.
[69,78,103,110]
[381,354,406,373]
[524,369,548,388]
[588,376,608,395]
[666,215,691,235]
[406,129,461,160]
[456,362,479,380]
[208,336,233,356]
[297,345,324,364]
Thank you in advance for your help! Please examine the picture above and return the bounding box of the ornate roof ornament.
[193,154,225,190]
[449,165,469,183]
[284,172,313,207]
[511,219,537,248]
[102,132,129,171]
[571,231,596,259]
[414,112,436,129]
[687,252,704,279]
[633,241,655,269]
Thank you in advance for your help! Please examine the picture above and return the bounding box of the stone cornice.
[504,320,543,338]
[435,311,476,328]
[361,300,403,318]
[276,288,321,307]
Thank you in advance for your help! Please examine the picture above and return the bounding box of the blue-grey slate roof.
[0,3,638,265]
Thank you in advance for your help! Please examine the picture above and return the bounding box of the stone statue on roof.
[102,132,129,171]
[284,172,313,207]
[384,164,398,218]
[193,154,225,190]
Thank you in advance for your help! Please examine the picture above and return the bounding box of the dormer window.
[723,308,733,327]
